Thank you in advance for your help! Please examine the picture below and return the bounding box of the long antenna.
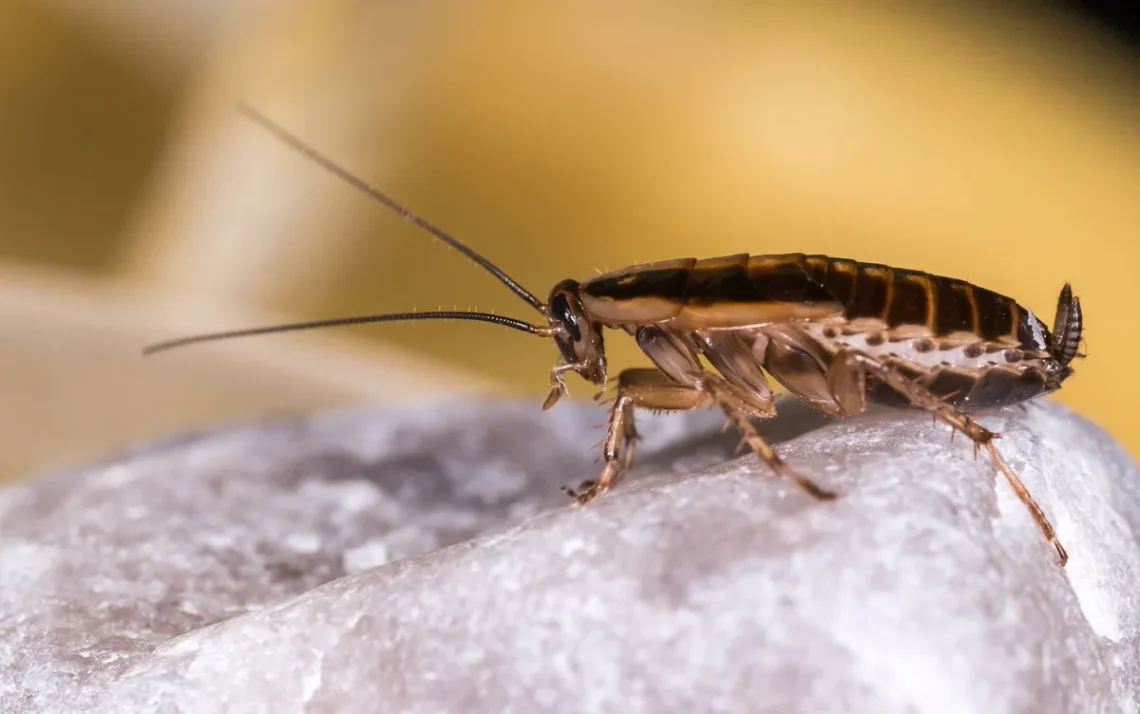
[143,311,553,355]
[237,102,545,314]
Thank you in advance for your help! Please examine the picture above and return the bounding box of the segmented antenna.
[142,104,561,356]
[237,103,545,314]
[143,311,553,355]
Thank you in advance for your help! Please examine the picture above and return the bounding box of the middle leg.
[702,371,839,500]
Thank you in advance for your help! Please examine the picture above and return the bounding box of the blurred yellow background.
[1,0,1136,483]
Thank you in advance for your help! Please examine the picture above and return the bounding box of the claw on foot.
[563,480,600,505]
[1052,538,1069,567]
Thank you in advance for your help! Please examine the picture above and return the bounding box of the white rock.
[0,398,1137,714]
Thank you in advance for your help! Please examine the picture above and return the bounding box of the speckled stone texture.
[0,398,1137,714]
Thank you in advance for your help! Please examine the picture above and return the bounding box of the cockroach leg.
[567,367,838,504]
[566,368,706,504]
[831,349,1067,566]
[708,382,839,501]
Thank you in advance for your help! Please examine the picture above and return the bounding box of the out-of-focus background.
[0,0,1136,484]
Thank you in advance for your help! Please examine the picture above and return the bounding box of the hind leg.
[829,349,1067,566]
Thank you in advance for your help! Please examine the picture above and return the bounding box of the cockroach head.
[546,279,606,385]
[1049,282,1084,368]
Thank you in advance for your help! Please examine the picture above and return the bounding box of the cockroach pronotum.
[145,104,1084,567]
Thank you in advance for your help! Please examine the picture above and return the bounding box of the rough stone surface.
[0,397,1137,714]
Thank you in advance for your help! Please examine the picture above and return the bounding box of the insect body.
[146,105,1083,567]
[555,254,1081,566]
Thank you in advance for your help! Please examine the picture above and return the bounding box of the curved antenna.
[143,310,554,356]
[237,103,545,314]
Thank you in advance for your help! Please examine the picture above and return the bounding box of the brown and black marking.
[143,106,1085,568]
[582,253,1077,415]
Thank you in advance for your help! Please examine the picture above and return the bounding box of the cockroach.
[145,104,1084,567]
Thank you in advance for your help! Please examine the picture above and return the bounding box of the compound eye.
[550,293,581,342]
[554,336,578,365]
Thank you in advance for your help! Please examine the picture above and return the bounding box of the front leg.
[829,349,1067,566]
[566,368,710,504]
